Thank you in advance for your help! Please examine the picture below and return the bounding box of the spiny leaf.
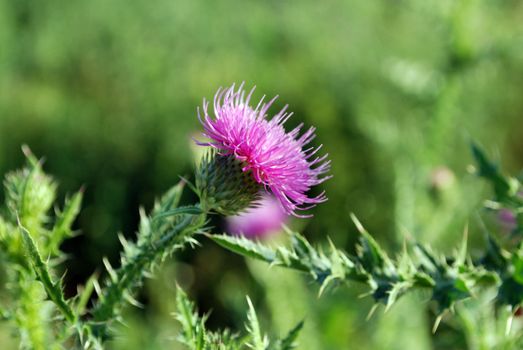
[47,190,83,255]
[90,184,207,338]
[352,214,395,273]
[209,234,276,262]
[211,223,509,316]
[385,281,412,312]
[174,286,302,350]
[19,224,75,323]
[75,272,98,316]
[246,297,268,350]
[153,206,203,221]
[175,286,202,348]
[271,321,304,350]
[471,143,512,200]
[5,150,57,234]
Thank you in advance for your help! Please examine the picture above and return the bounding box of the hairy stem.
[90,212,206,336]
[17,274,51,350]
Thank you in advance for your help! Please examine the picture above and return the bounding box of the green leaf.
[19,224,75,323]
[5,149,57,235]
[471,143,519,201]
[153,206,203,221]
[246,297,268,350]
[209,234,276,262]
[47,190,83,255]
[90,184,207,339]
[75,272,99,316]
[272,321,304,350]
[175,286,206,350]
[209,214,523,317]
[352,214,394,272]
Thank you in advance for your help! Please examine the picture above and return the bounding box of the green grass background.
[1,0,523,348]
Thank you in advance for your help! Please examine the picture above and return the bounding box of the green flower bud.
[196,151,262,216]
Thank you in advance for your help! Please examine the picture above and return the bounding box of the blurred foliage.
[173,286,304,350]
[0,150,83,349]
[1,0,523,348]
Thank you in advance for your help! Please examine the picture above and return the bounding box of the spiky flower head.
[196,84,331,217]
[196,150,262,216]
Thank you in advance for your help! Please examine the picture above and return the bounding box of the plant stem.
[90,212,206,338]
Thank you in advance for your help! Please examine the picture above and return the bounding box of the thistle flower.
[196,84,331,217]
[226,194,289,239]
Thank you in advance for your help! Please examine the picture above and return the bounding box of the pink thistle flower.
[226,194,289,239]
[196,84,331,217]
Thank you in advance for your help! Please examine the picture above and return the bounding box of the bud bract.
[196,151,262,216]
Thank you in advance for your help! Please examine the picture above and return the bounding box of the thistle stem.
[90,211,206,337]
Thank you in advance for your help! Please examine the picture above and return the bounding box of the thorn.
[176,177,187,188]
[350,213,366,234]
[318,277,333,297]
[432,313,444,334]
[59,270,68,283]
[366,304,379,321]
[457,224,469,265]
[384,302,393,313]
[117,233,129,250]
[92,278,103,300]
[281,224,293,235]
[102,258,117,283]
[327,236,338,253]
[384,294,396,313]
[506,308,514,336]
[358,290,373,299]
[16,214,24,230]
[21,144,33,158]
[142,271,154,279]
[123,292,144,308]
[402,237,408,253]
[178,176,196,194]
[399,225,414,242]
[138,207,148,219]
